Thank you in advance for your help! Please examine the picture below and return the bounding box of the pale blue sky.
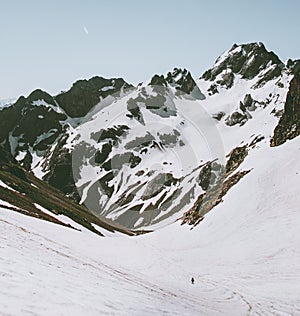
[1,0,300,99]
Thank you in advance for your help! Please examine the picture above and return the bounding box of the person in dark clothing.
[191,277,195,284]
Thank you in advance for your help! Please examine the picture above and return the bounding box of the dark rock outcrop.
[286,59,300,74]
[271,70,300,146]
[240,94,257,112]
[43,134,80,201]
[181,145,249,227]
[0,89,67,160]
[149,68,205,99]
[56,76,133,118]
[225,94,257,126]
[202,42,284,86]
[225,111,249,126]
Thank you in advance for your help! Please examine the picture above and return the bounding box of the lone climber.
[191,277,195,284]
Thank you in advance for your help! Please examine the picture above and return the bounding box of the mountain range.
[1,42,300,315]
[0,41,299,232]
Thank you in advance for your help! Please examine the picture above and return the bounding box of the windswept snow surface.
[0,136,300,315]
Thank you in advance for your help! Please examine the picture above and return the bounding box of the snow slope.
[70,85,224,230]
[1,136,299,315]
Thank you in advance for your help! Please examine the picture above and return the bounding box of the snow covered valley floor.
[1,137,300,316]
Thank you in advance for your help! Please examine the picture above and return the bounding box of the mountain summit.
[150,68,205,99]
[202,42,284,89]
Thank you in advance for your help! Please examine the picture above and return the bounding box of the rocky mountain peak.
[202,42,284,85]
[166,68,195,93]
[128,68,206,125]
[55,76,134,118]
[150,68,205,99]
[0,88,68,175]
[0,89,64,142]
[26,89,56,106]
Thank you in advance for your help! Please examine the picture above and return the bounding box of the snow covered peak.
[202,42,284,85]
[1,42,298,233]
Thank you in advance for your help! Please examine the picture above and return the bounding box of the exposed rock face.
[197,161,223,191]
[0,89,67,162]
[42,134,79,201]
[286,59,300,74]
[202,42,283,85]
[181,145,249,227]
[212,111,226,121]
[150,74,167,87]
[225,145,248,173]
[271,69,300,146]
[225,94,257,126]
[150,68,205,100]
[240,94,257,112]
[56,76,133,118]
[181,169,250,227]
[0,89,58,143]
[216,71,235,89]
[166,68,197,95]
[225,111,249,126]
[0,102,23,143]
